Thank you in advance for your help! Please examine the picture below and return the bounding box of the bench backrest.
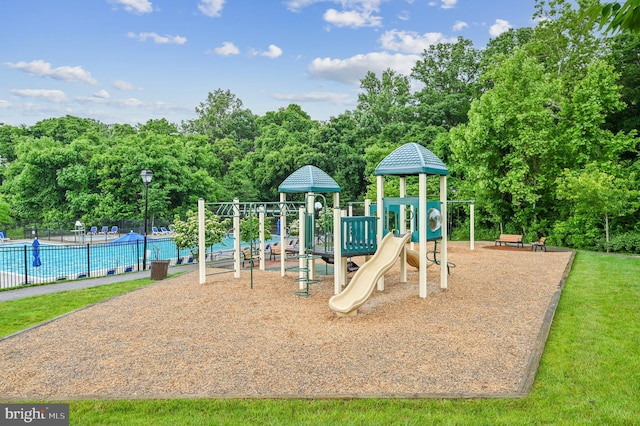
[499,234,522,242]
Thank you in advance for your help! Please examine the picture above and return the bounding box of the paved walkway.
[0,264,198,303]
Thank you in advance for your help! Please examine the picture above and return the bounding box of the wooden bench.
[242,248,260,267]
[495,234,523,248]
[531,237,547,252]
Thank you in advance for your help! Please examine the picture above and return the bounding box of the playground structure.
[196,143,464,314]
[327,142,451,315]
[196,198,305,287]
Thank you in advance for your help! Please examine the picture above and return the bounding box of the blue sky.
[0,0,537,126]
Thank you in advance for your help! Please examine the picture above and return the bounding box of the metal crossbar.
[205,201,303,218]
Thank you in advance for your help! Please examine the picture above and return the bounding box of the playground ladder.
[289,252,322,297]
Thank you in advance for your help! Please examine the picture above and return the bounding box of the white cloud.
[308,51,420,85]
[323,8,382,28]
[429,0,456,9]
[398,10,410,21]
[452,20,468,31]
[6,60,98,85]
[213,42,240,56]
[285,0,317,12]
[261,44,283,59]
[113,80,135,90]
[489,19,512,37]
[271,91,353,106]
[127,32,187,44]
[75,94,144,108]
[11,89,68,103]
[286,0,383,28]
[109,0,153,14]
[94,89,111,99]
[379,30,456,54]
[440,0,457,9]
[198,0,225,17]
[0,100,10,109]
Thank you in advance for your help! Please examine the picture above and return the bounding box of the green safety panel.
[340,216,377,256]
[305,213,315,250]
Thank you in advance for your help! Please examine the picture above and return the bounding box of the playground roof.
[278,165,341,193]
[375,142,448,176]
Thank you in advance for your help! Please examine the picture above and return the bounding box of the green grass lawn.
[1,252,638,425]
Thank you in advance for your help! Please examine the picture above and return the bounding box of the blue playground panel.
[373,198,443,241]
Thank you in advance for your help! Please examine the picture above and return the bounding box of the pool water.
[0,236,278,285]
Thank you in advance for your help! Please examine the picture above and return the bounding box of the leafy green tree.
[530,0,602,86]
[311,112,367,203]
[239,215,273,249]
[0,124,27,168]
[251,105,321,201]
[605,32,640,134]
[29,115,103,144]
[411,37,481,131]
[2,136,81,223]
[355,69,414,137]
[451,50,560,231]
[586,0,640,33]
[171,209,229,258]
[182,89,258,144]
[0,196,12,223]
[556,163,639,246]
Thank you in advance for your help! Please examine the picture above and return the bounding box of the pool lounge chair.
[0,232,10,242]
[152,227,162,235]
[86,226,98,235]
[98,226,109,235]
[160,226,173,235]
[108,226,119,235]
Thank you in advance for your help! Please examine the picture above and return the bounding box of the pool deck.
[0,264,197,303]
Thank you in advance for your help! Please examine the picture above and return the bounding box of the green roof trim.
[375,142,448,176]
[278,165,341,193]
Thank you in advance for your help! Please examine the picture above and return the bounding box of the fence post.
[23,245,28,285]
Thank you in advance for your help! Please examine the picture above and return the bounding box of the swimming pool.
[0,236,276,288]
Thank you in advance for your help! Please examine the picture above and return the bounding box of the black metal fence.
[0,219,174,243]
[0,236,195,289]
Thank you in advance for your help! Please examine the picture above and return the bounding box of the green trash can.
[150,260,170,280]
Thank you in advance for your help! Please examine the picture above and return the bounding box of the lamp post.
[141,169,153,271]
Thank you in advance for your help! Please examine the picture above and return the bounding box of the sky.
[0,0,538,127]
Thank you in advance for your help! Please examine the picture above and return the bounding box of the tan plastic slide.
[328,232,411,317]
[406,249,420,269]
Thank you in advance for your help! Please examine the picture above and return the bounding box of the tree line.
[1,0,639,253]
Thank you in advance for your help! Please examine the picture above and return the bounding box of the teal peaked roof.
[375,142,448,176]
[278,165,340,193]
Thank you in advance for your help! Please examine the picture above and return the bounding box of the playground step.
[293,277,322,284]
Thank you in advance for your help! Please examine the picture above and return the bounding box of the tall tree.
[182,89,259,145]
[605,32,640,135]
[411,37,481,131]
[354,69,414,137]
[556,162,639,246]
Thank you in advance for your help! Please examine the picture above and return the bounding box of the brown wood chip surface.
[0,242,572,399]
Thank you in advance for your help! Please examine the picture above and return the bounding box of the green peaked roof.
[375,142,448,176]
[278,165,341,193]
